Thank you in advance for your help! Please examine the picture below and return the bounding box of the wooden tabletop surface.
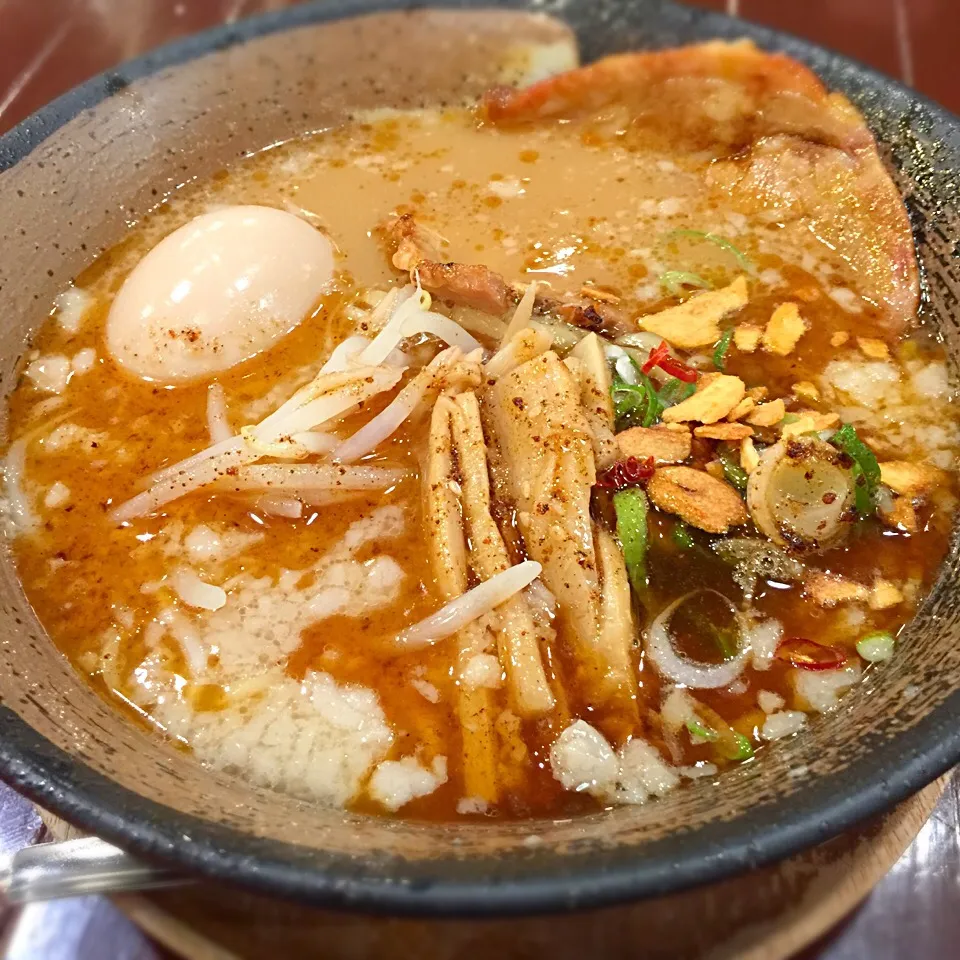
[1,1,958,957]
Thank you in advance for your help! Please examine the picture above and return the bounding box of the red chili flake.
[641,340,699,383]
[776,637,847,671]
[595,456,655,490]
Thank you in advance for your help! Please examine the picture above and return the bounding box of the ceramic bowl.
[0,0,958,915]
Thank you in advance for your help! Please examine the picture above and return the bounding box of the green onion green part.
[718,446,748,492]
[660,229,754,275]
[713,624,741,661]
[830,423,881,516]
[685,719,719,743]
[693,703,754,762]
[613,487,649,595]
[659,270,711,297]
[657,377,696,409]
[672,522,696,550]
[713,328,734,372]
[611,373,664,429]
[856,630,895,662]
[610,351,697,431]
[725,731,755,761]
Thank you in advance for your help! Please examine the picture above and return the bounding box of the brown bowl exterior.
[0,0,958,915]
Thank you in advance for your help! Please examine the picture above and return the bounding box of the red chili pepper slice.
[776,637,847,671]
[596,456,655,490]
[641,341,670,374]
[641,340,699,383]
[657,355,699,383]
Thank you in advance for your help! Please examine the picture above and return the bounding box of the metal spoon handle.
[0,837,186,902]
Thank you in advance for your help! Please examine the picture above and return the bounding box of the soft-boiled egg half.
[105,205,334,383]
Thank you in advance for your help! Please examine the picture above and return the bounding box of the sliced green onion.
[830,423,881,517]
[857,630,895,662]
[685,718,719,743]
[611,366,665,429]
[713,623,741,660]
[613,487,649,595]
[661,229,754,275]
[687,610,740,660]
[611,376,660,429]
[695,702,755,761]
[672,521,696,550]
[781,413,800,425]
[718,446,748,492]
[641,376,666,425]
[611,356,696,431]
[713,328,734,372]
[659,270,710,297]
[657,377,696,409]
[669,592,743,666]
[724,731,755,761]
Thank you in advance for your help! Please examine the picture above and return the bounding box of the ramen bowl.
[0,0,958,915]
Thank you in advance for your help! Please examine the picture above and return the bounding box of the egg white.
[105,205,334,383]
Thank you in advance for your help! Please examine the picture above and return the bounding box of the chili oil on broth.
[4,103,957,822]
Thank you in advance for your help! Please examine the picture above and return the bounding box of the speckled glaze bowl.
[0,0,958,916]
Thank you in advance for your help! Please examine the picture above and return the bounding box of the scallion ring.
[646,589,750,689]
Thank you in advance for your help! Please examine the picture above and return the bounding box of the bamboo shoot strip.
[451,391,556,717]
[423,398,498,804]
[594,524,640,702]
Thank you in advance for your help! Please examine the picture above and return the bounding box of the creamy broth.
[5,48,958,819]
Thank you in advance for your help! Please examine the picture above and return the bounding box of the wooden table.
[1,1,959,956]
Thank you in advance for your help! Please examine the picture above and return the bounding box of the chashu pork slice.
[486,351,615,693]
[481,39,918,333]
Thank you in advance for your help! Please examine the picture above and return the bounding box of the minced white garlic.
[793,663,862,712]
[411,678,440,703]
[368,756,448,812]
[746,619,783,671]
[53,287,93,335]
[38,423,110,454]
[615,738,680,804]
[761,710,807,740]
[549,720,618,796]
[43,482,71,509]
[25,355,71,394]
[71,349,97,375]
[460,653,502,691]
[183,525,226,563]
[757,690,785,714]
[154,670,394,806]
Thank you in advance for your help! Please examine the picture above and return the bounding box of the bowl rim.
[1,0,959,917]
